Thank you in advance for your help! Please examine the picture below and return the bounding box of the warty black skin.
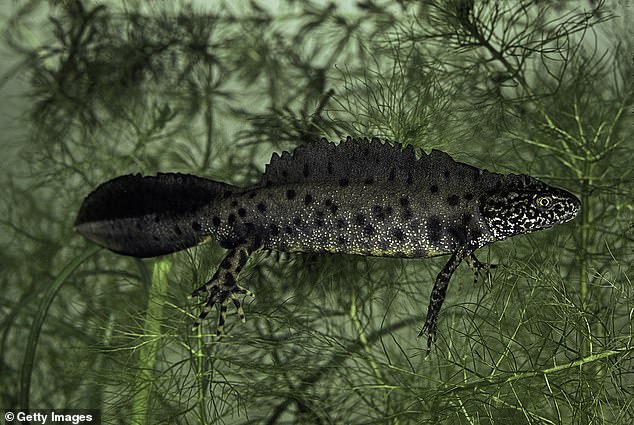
[75,137,581,349]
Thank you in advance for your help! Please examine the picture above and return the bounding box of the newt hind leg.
[191,246,254,334]
[419,245,472,352]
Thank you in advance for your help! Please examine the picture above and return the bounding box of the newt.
[75,137,580,349]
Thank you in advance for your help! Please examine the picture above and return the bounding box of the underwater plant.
[1,1,632,423]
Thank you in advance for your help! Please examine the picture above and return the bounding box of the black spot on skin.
[399,197,409,207]
[257,202,267,213]
[251,235,263,250]
[281,170,288,178]
[337,218,346,229]
[339,178,349,187]
[220,236,240,250]
[269,224,280,236]
[153,235,160,241]
[388,168,396,181]
[363,225,374,236]
[238,208,247,217]
[379,241,389,251]
[286,189,296,200]
[304,194,313,205]
[316,210,325,219]
[355,214,366,226]
[249,192,257,199]
[239,250,248,267]
[212,216,221,227]
[327,162,333,174]
[395,251,407,258]
[324,199,332,206]
[372,205,386,221]
[224,272,236,286]
[337,236,347,245]
[244,222,254,231]
[228,214,236,225]
[486,181,503,194]
[471,229,482,240]
[364,177,374,185]
[464,193,474,201]
[315,218,324,227]
[430,184,439,194]
[461,213,473,225]
[191,221,202,232]
[427,216,442,242]
[448,225,468,244]
[174,225,182,235]
[293,217,302,226]
[223,190,233,199]
[231,200,238,207]
[401,208,413,221]
[154,215,160,223]
[447,195,460,206]
[303,163,310,177]
[264,181,273,188]
[384,206,393,216]
[363,147,370,156]
[444,170,450,178]
[330,204,339,214]
[392,228,405,241]
[407,172,413,185]
[284,225,293,234]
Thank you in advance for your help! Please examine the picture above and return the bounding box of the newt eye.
[536,196,552,209]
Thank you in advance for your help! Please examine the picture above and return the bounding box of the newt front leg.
[419,245,473,351]
[465,253,497,285]
[191,246,255,334]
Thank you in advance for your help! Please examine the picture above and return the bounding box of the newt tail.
[75,173,234,257]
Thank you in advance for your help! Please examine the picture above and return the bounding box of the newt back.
[211,138,501,257]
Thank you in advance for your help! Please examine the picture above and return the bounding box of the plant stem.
[201,63,214,172]
[440,346,633,396]
[579,165,591,360]
[130,259,171,425]
[19,246,101,409]
[195,326,209,424]
[577,99,594,362]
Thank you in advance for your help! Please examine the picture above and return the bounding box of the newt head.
[480,174,581,240]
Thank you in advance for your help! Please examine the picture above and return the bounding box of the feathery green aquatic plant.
[1,1,632,423]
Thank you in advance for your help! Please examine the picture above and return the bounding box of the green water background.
[1,1,632,424]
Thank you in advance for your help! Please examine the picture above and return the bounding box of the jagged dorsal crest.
[259,136,461,186]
